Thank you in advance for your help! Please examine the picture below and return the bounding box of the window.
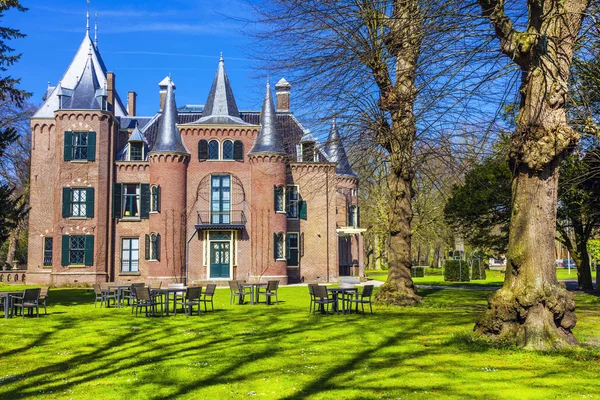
[123,184,140,218]
[71,189,87,217]
[211,175,231,224]
[287,233,299,266]
[233,140,244,160]
[348,205,356,227]
[121,238,139,272]
[286,186,299,218]
[223,140,234,160]
[151,185,160,213]
[274,185,285,212]
[62,187,94,218]
[301,142,315,162]
[274,232,285,260]
[43,237,53,266]
[130,142,144,161]
[64,131,96,161]
[72,132,88,160]
[113,183,150,219]
[145,233,160,261]
[198,140,208,160]
[61,235,94,266]
[208,140,219,160]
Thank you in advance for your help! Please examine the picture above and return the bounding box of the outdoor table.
[0,291,22,319]
[108,284,131,308]
[238,283,267,305]
[152,287,187,316]
[327,287,358,314]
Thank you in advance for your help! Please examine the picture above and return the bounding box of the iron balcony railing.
[196,210,246,230]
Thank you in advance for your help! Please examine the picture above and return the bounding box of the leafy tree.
[444,157,512,255]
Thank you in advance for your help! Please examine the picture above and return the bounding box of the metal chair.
[93,284,117,308]
[348,285,374,314]
[134,287,160,317]
[312,285,335,315]
[39,287,49,315]
[175,286,202,317]
[127,283,146,313]
[257,280,280,305]
[308,284,319,313]
[199,284,216,312]
[12,288,42,318]
[100,283,118,307]
[228,280,246,304]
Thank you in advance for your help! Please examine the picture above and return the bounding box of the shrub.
[443,260,470,282]
[411,266,425,278]
[470,259,487,280]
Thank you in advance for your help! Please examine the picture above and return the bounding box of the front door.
[211,175,231,224]
[210,241,230,278]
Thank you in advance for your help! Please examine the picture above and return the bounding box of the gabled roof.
[248,79,287,155]
[192,55,248,125]
[149,77,189,155]
[61,50,103,111]
[325,119,357,177]
[33,32,127,118]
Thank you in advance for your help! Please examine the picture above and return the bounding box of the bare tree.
[474,0,594,350]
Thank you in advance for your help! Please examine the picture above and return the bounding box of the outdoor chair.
[199,284,216,312]
[93,284,117,308]
[100,283,118,307]
[348,285,374,315]
[312,285,335,315]
[12,288,42,318]
[175,286,202,317]
[127,283,146,313]
[39,287,49,315]
[228,280,246,304]
[0,294,5,317]
[134,287,160,317]
[257,280,280,305]
[308,284,319,313]
[150,281,162,289]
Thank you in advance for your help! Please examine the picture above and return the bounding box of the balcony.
[195,210,246,231]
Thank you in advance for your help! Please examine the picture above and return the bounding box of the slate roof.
[248,80,287,155]
[325,119,357,177]
[150,77,190,155]
[61,52,103,111]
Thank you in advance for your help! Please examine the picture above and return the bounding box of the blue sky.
[9,0,267,116]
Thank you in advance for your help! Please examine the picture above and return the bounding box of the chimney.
[275,78,291,112]
[107,72,115,111]
[158,76,174,112]
[127,91,137,116]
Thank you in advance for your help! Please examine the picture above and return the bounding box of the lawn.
[1,285,600,399]
[366,268,596,287]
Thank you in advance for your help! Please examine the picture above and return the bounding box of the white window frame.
[222,139,235,161]
[208,139,220,161]
[121,237,140,272]
[122,184,141,219]
[286,185,299,219]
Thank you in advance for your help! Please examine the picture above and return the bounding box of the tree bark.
[576,229,593,290]
[475,0,589,349]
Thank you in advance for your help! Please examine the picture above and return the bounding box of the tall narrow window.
[151,185,160,212]
[72,132,88,160]
[301,142,315,162]
[348,205,357,227]
[208,140,219,160]
[122,184,140,218]
[43,237,53,266]
[274,232,285,260]
[71,188,87,217]
[150,233,160,261]
[274,186,285,212]
[121,238,140,272]
[286,186,299,218]
[211,175,231,224]
[130,142,144,161]
[287,233,299,266]
[222,140,234,160]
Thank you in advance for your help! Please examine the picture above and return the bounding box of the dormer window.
[301,142,316,162]
[130,142,144,161]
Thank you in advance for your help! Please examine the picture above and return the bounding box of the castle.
[26,20,364,286]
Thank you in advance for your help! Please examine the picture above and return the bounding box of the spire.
[86,9,90,36]
[193,54,247,125]
[94,13,98,48]
[248,79,286,155]
[325,118,357,177]
[150,77,189,155]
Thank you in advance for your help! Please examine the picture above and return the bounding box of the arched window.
[145,233,160,261]
[208,140,219,160]
[233,140,244,160]
[222,140,234,160]
[198,140,208,160]
[273,232,285,260]
[274,185,285,212]
[151,185,160,212]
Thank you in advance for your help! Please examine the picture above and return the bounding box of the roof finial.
[219,52,223,62]
[86,3,90,36]
[94,13,98,48]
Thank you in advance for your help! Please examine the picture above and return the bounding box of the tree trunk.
[433,242,441,268]
[576,231,593,290]
[375,172,421,305]
[5,230,18,266]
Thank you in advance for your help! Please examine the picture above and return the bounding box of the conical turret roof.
[248,79,287,155]
[62,50,102,110]
[325,119,357,177]
[193,54,247,125]
[150,77,189,155]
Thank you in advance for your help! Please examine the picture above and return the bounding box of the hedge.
[443,260,470,282]
[470,260,487,280]
[411,266,425,278]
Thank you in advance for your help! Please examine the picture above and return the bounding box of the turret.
[148,76,190,283]
[325,118,357,178]
[249,79,288,284]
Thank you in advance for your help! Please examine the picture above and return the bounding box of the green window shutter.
[273,233,277,260]
[145,234,150,260]
[156,234,161,261]
[84,235,94,266]
[62,187,71,218]
[140,183,150,219]
[112,183,123,218]
[61,235,70,266]
[273,186,277,211]
[86,187,95,218]
[64,131,73,161]
[87,132,96,161]
[286,235,291,259]
[299,200,307,220]
[157,186,161,212]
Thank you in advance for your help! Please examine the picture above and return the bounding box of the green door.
[210,241,230,278]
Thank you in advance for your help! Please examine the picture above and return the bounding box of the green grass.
[366,268,596,286]
[1,285,600,399]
